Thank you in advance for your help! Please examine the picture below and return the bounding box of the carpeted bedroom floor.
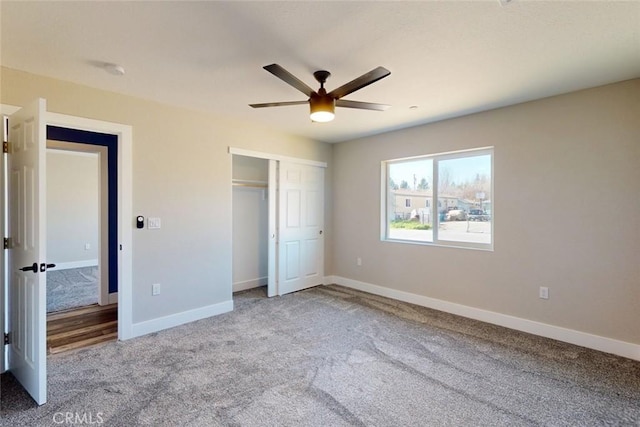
[2,285,639,426]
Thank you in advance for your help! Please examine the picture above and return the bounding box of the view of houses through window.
[383,147,493,249]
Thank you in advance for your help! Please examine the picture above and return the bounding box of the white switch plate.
[152,283,161,296]
[539,286,549,299]
[357,257,362,266]
[84,243,91,250]
[148,217,161,229]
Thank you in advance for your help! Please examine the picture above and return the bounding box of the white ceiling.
[2,1,639,143]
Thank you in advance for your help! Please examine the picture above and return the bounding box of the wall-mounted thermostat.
[136,216,144,229]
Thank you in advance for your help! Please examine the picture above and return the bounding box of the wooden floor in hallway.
[47,304,118,355]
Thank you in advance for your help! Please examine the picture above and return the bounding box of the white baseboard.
[49,259,99,270]
[326,275,640,361]
[233,277,268,293]
[107,292,118,305]
[131,299,234,338]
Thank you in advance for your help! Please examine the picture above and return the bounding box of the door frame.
[47,112,133,339]
[1,104,133,374]
[228,147,326,298]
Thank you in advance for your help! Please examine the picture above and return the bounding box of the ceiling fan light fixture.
[310,94,335,123]
[250,64,391,122]
[310,110,334,123]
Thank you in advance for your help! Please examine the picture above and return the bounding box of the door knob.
[40,263,56,272]
[19,263,38,273]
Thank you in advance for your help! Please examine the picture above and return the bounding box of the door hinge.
[3,237,10,250]
[3,141,8,154]
[4,332,10,345]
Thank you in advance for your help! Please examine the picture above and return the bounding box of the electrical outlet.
[539,286,549,300]
[357,257,362,266]
[152,283,161,296]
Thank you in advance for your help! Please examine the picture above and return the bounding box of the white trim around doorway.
[45,112,133,340]
[228,147,327,168]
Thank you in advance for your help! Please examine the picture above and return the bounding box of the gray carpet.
[2,285,639,426]
[46,267,99,312]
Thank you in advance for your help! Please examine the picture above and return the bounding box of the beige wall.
[1,67,332,324]
[332,79,640,345]
[46,150,99,265]
[232,155,268,182]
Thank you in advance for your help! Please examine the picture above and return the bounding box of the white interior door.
[7,99,47,405]
[1,115,6,373]
[277,161,324,295]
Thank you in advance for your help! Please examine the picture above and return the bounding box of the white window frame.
[381,147,494,251]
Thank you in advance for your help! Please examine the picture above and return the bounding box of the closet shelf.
[232,179,268,188]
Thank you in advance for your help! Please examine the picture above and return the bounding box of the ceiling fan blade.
[336,99,390,111]
[263,64,315,97]
[328,66,391,100]
[249,101,309,108]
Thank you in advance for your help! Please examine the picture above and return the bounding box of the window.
[382,147,493,250]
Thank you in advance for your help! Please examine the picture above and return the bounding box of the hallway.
[47,304,117,354]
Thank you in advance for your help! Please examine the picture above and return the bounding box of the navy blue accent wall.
[47,126,118,294]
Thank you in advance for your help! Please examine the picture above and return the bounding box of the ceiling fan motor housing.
[310,90,335,122]
[313,70,331,86]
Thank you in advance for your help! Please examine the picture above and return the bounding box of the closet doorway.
[231,155,269,295]
[230,148,326,298]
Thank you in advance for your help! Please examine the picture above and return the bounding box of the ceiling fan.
[250,64,391,123]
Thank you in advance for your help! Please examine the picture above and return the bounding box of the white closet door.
[277,161,324,295]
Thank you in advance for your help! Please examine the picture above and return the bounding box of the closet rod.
[232,179,267,188]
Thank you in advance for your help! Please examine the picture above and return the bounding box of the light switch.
[148,217,161,229]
